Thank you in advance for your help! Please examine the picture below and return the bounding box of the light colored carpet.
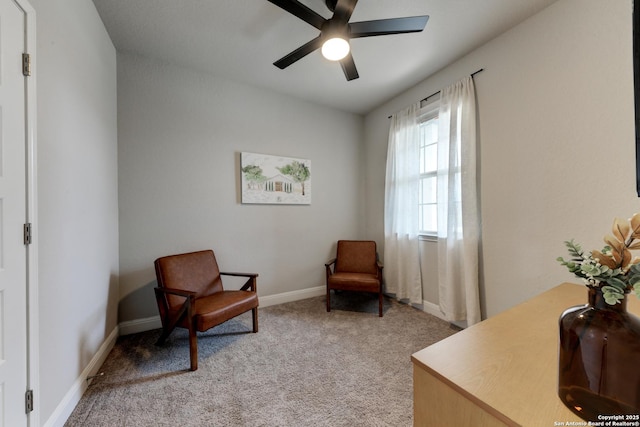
[65,293,459,427]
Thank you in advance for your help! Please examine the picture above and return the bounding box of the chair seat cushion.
[193,291,258,332]
[328,272,380,292]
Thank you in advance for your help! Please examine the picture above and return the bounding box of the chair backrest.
[155,250,224,308]
[334,240,378,275]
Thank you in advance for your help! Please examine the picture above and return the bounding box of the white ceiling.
[91,0,559,114]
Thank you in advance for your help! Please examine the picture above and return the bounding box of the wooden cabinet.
[411,283,640,426]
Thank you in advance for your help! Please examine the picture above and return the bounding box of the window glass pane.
[423,176,436,204]
[420,204,437,234]
[424,144,437,173]
[417,111,439,236]
[425,204,437,233]
[425,120,438,142]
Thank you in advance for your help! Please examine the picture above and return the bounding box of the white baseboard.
[258,285,325,307]
[118,290,464,336]
[118,315,162,336]
[43,326,119,427]
[421,299,446,320]
[118,285,327,336]
[421,299,468,329]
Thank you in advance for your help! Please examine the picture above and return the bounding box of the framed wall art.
[240,152,311,205]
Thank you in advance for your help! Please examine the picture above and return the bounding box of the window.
[418,102,439,235]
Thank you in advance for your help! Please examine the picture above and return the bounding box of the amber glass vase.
[558,287,640,421]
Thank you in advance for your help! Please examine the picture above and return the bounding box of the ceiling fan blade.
[267,0,326,30]
[274,36,323,69]
[332,0,357,23]
[340,53,359,81]
[349,16,429,38]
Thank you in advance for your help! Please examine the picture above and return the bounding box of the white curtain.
[437,76,481,326]
[384,103,423,304]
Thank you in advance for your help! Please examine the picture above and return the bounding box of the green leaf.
[564,240,583,258]
[605,277,627,291]
[602,285,625,305]
[581,263,601,277]
[628,273,640,285]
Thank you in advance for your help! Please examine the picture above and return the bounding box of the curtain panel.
[437,76,481,326]
[383,103,423,305]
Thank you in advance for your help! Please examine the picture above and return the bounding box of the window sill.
[418,234,437,242]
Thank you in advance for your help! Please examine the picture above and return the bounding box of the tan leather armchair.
[154,249,259,371]
[325,240,384,317]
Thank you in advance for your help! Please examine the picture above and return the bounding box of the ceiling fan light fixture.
[321,37,350,61]
[268,0,429,81]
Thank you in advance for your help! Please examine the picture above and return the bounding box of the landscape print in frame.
[241,152,311,205]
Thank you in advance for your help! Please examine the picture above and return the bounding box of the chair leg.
[155,327,171,346]
[188,325,198,371]
[326,288,331,312]
[379,291,383,317]
[155,312,176,346]
[252,307,259,333]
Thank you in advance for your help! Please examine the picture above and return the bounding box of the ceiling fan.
[267,0,429,81]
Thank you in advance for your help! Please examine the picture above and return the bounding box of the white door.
[0,0,29,426]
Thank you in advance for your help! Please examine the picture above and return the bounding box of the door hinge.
[24,223,32,245]
[25,389,33,413]
[22,53,31,77]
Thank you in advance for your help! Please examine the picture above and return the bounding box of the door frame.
[14,0,39,425]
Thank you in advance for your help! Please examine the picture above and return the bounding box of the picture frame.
[240,152,312,205]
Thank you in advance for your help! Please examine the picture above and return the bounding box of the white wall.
[31,0,119,423]
[364,0,638,318]
[117,53,364,323]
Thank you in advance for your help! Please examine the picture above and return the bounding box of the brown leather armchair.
[154,249,259,371]
[325,240,384,317]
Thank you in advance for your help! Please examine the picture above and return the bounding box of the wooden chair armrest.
[154,287,196,343]
[154,287,196,320]
[376,260,384,269]
[325,258,336,280]
[220,272,258,292]
[220,272,258,278]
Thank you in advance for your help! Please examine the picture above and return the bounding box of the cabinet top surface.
[412,282,640,425]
